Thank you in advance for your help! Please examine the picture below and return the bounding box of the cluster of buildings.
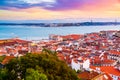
[0,30,120,80]
[46,30,120,80]
[0,38,31,65]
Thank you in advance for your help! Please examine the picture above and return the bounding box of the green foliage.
[77,70,82,73]
[25,68,48,80]
[42,48,57,56]
[3,49,78,80]
[39,73,48,80]
[0,68,8,80]
[0,55,6,62]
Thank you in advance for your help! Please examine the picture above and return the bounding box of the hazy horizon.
[1,18,120,23]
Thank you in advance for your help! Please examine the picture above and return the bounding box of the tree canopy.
[25,68,48,80]
[1,49,78,80]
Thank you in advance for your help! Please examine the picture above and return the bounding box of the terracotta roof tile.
[78,71,99,79]
[90,66,120,76]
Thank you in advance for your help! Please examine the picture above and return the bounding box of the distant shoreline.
[0,22,120,27]
[0,24,120,41]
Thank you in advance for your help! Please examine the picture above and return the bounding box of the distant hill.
[0,22,120,27]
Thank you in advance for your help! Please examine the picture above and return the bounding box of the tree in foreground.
[0,68,8,80]
[4,49,78,80]
[25,68,47,80]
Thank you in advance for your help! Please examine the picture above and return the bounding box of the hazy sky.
[0,0,120,20]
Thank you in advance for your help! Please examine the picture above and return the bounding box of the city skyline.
[0,0,120,21]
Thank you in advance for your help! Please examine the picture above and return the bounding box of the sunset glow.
[0,0,120,20]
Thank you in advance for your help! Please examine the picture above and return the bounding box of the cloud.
[0,0,118,11]
[45,0,85,10]
[0,0,57,10]
[0,0,83,10]
[19,0,56,4]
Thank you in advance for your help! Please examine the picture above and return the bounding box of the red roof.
[13,39,31,44]
[110,50,120,55]
[61,34,83,40]
[90,66,120,76]
[0,38,31,46]
[78,71,99,79]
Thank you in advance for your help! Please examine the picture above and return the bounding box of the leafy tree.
[4,49,78,80]
[0,55,6,62]
[0,68,8,80]
[42,48,57,56]
[77,70,82,73]
[25,68,47,80]
[39,73,48,80]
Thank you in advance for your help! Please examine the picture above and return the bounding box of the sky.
[0,0,120,22]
